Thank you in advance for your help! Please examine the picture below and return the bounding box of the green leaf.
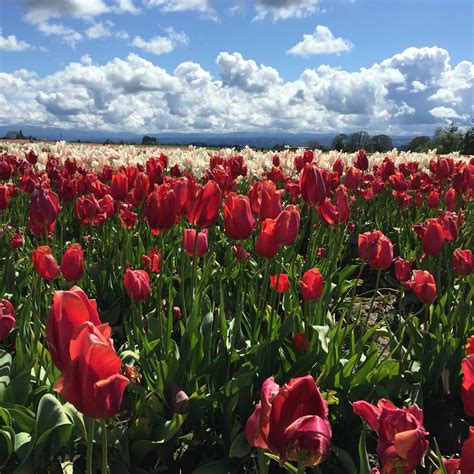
[0,350,12,402]
[229,431,250,458]
[33,394,73,463]
[193,458,235,473]
[0,426,14,468]
[358,426,371,474]
[333,445,357,474]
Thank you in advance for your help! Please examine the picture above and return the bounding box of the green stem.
[86,418,95,474]
[101,419,108,474]
[297,463,305,474]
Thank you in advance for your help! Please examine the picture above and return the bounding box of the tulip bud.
[32,245,61,281]
[300,268,323,301]
[61,243,84,282]
[123,268,151,302]
[0,299,15,341]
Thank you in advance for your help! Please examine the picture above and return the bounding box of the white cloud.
[21,0,109,23]
[254,0,318,20]
[115,0,140,13]
[0,31,32,51]
[288,25,352,56]
[85,21,113,39]
[36,21,84,47]
[216,51,282,92]
[144,0,217,19]
[131,28,189,55]
[1,47,472,135]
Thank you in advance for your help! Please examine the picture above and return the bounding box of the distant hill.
[0,125,414,149]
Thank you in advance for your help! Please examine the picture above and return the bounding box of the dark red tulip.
[345,167,362,190]
[223,193,255,240]
[119,206,137,229]
[0,299,15,341]
[300,268,323,301]
[32,246,61,281]
[358,230,394,270]
[123,268,151,302]
[453,249,473,276]
[110,172,128,201]
[28,185,61,237]
[61,243,84,282]
[54,322,129,419]
[184,229,208,257]
[293,332,310,352]
[467,336,474,356]
[354,149,369,170]
[256,219,280,259]
[270,273,289,293]
[146,184,178,232]
[405,270,436,304]
[427,190,439,209]
[9,233,23,249]
[393,257,413,282]
[187,180,221,228]
[46,286,102,371]
[0,184,11,210]
[75,194,107,226]
[132,172,150,205]
[462,356,474,417]
[353,399,428,474]
[142,248,161,273]
[300,164,327,206]
[249,180,282,220]
[171,385,189,414]
[245,375,331,466]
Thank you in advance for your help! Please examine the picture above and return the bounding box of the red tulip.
[223,193,255,240]
[270,274,289,293]
[187,180,221,228]
[300,164,327,206]
[184,229,208,257]
[345,167,362,189]
[245,375,331,466]
[318,185,349,225]
[421,219,445,256]
[299,268,323,301]
[75,194,107,226]
[358,230,394,270]
[462,356,474,417]
[146,184,178,232]
[46,286,102,371]
[110,172,128,201]
[256,219,280,259]
[467,336,474,356]
[28,185,61,237]
[9,233,23,249]
[453,249,473,276]
[355,149,369,170]
[123,268,151,302]
[61,243,84,282]
[405,270,437,304]
[460,426,474,474]
[293,332,310,352]
[54,322,129,419]
[142,248,161,273]
[0,184,11,210]
[393,257,413,282]
[132,172,150,205]
[233,243,250,262]
[353,399,428,474]
[32,246,61,281]
[249,180,282,220]
[427,190,439,209]
[274,205,300,245]
[119,206,137,229]
[0,299,15,341]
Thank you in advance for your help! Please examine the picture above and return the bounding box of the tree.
[368,134,393,153]
[406,136,432,153]
[432,122,463,154]
[306,140,323,150]
[331,134,348,151]
[345,131,370,152]
[142,135,158,146]
[461,127,474,155]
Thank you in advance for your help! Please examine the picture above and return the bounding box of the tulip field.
[0,141,473,474]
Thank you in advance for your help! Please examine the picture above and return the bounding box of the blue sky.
[0,0,473,135]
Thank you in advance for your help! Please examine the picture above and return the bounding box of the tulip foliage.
[0,142,473,473]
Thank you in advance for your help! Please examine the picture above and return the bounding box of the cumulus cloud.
[1,47,472,135]
[20,0,109,23]
[115,0,140,13]
[131,28,189,55]
[0,31,32,51]
[288,25,352,56]
[85,21,113,39]
[36,21,84,47]
[144,0,217,19]
[253,0,318,20]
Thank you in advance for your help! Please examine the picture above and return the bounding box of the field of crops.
[0,141,472,473]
